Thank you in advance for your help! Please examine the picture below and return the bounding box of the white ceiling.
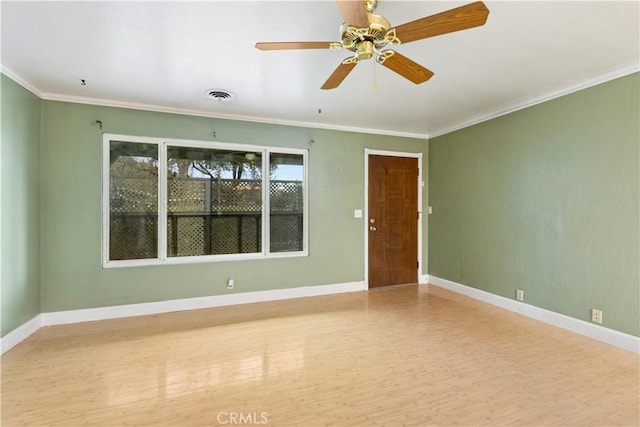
[2,1,638,138]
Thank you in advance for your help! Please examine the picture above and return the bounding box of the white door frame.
[364,149,423,288]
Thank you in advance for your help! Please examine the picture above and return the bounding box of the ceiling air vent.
[206,89,234,102]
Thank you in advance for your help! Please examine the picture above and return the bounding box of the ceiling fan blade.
[336,0,369,27]
[392,1,489,44]
[255,42,337,50]
[378,51,434,84]
[321,60,358,90]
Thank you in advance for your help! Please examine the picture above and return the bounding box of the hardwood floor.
[2,284,638,426]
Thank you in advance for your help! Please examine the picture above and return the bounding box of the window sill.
[103,250,309,269]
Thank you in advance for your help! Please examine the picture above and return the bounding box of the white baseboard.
[419,274,430,284]
[41,281,367,327]
[1,315,42,355]
[428,275,640,354]
[7,278,636,355]
[1,282,366,354]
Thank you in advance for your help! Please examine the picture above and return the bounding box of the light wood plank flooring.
[2,284,638,426]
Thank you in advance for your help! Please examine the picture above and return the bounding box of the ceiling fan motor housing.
[340,12,391,55]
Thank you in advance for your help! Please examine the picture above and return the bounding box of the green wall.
[40,101,428,312]
[429,73,639,336]
[6,70,636,340]
[1,74,42,336]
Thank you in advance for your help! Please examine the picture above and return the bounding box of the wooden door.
[368,155,418,288]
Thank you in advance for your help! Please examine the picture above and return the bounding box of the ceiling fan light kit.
[255,0,490,90]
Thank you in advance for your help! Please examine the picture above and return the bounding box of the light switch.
[428,206,433,214]
[354,209,363,218]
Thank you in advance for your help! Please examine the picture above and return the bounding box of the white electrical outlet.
[591,309,603,324]
[516,289,524,301]
[227,279,234,289]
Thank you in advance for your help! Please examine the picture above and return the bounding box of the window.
[270,153,304,253]
[108,140,159,261]
[103,135,307,267]
[166,146,264,257]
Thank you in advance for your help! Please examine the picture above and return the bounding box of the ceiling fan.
[255,0,489,90]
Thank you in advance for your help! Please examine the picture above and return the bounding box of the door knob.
[369,218,375,224]
[369,226,377,231]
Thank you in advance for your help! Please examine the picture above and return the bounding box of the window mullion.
[102,134,111,267]
[263,150,270,255]
[158,142,168,261]
[303,151,309,254]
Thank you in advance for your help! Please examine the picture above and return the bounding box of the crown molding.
[0,66,427,139]
[428,64,640,139]
[1,65,42,98]
[38,92,428,140]
[3,64,638,141]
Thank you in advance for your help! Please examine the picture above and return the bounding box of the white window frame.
[102,133,309,268]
